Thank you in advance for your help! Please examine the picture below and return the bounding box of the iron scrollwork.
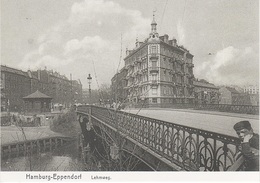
[77,105,243,171]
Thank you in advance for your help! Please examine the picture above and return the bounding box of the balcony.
[134,59,141,65]
[151,80,158,84]
[187,73,195,78]
[187,63,194,68]
[176,82,182,86]
[150,80,158,88]
[136,58,142,63]
[176,70,182,75]
[137,70,142,75]
[169,70,176,75]
[184,72,190,77]
[142,68,148,73]
[149,67,159,73]
[150,54,158,59]
[188,84,194,88]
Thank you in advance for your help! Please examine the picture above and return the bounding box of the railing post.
[88,106,92,126]
[196,130,200,170]
[213,138,217,171]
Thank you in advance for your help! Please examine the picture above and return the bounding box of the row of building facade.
[111,16,259,107]
[1,65,83,112]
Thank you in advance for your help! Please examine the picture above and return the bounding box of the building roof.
[193,81,219,89]
[28,71,38,79]
[225,87,241,94]
[1,65,28,77]
[23,90,52,99]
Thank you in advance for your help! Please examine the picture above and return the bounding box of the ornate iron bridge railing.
[77,105,244,171]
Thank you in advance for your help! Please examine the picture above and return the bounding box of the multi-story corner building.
[119,15,195,107]
[0,65,83,112]
[193,79,219,104]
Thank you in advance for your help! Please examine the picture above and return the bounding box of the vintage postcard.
[1,0,259,182]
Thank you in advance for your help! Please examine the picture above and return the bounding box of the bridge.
[76,105,258,171]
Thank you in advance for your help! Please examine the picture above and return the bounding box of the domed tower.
[149,12,159,41]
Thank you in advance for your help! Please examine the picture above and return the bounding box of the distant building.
[219,86,256,105]
[72,80,83,104]
[0,65,83,112]
[248,94,259,106]
[1,65,31,112]
[243,85,259,106]
[82,89,89,104]
[111,14,195,107]
[219,87,240,105]
[193,80,219,104]
[244,85,259,94]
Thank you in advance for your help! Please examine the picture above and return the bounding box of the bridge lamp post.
[87,74,92,103]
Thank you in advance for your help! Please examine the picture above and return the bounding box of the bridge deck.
[124,108,259,137]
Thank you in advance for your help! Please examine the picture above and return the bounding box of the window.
[152,74,157,81]
[152,61,157,67]
[152,98,157,103]
[151,45,157,54]
[152,88,157,95]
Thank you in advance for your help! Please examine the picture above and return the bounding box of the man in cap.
[233,120,259,171]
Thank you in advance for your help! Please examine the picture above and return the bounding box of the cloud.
[64,36,109,56]
[20,0,151,88]
[195,46,259,86]
[68,0,123,25]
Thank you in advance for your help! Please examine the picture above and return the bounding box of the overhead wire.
[182,0,188,24]
[160,0,168,28]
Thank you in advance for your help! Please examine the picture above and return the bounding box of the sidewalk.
[124,108,259,137]
[125,107,259,120]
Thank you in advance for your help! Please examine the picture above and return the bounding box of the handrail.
[77,105,244,171]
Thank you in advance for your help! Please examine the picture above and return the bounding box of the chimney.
[172,38,177,46]
[164,34,169,43]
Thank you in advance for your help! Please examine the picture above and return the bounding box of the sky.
[1,0,259,89]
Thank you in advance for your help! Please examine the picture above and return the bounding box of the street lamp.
[87,74,92,102]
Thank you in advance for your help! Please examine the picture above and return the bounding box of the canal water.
[1,139,85,171]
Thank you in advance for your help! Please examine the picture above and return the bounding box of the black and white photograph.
[1,0,259,182]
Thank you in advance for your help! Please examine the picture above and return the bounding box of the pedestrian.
[233,120,259,171]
